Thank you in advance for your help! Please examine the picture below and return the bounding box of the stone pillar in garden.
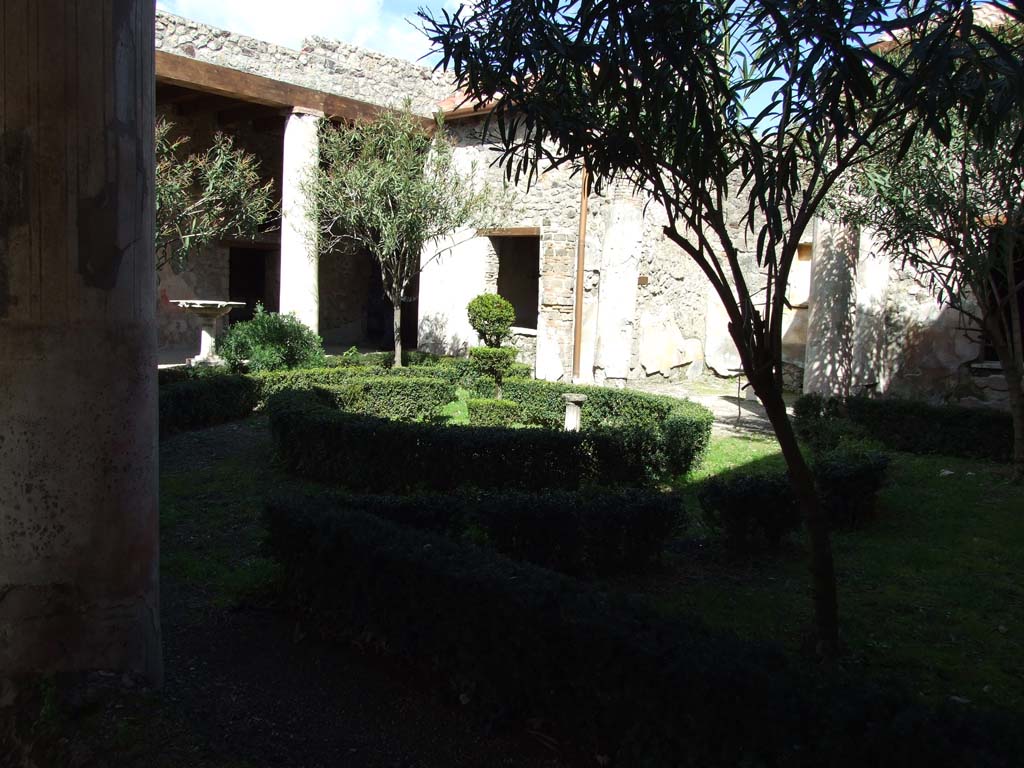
[0,0,161,684]
[279,109,322,333]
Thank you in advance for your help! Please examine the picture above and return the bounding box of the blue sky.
[156,0,458,63]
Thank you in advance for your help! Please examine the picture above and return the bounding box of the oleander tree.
[831,15,1024,478]
[310,105,491,366]
[419,0,981,655]
[155,117,277,272]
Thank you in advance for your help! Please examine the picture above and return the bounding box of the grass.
[160,429,289,609]
[635,433,1024,714]
[438,387,471,425]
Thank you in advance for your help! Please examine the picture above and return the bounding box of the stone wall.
[420,119,586,378]
[157,245,230,350]
[156,11,454,116]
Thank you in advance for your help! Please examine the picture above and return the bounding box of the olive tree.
[155,117,277,272]
[310,106,490,366]
[832,17,1024,477]
[420,0,971,655]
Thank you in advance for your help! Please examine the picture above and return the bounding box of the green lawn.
[631,434,1024,714]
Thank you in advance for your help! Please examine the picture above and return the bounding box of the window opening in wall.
[493,235,540,330]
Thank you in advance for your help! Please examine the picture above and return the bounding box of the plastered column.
[850,228,891,393]
[593,182,643,383]
[280,109,321,333]
[0,0,161,683]
[803,218,859,396]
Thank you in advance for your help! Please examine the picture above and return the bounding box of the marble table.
[171,300,245,365]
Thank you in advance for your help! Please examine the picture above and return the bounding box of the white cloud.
[157,0,434,62]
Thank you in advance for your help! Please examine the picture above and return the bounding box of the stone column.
[279,109,321,333]
[593,182,643,384]
[850,228,891,393]
[0,0,161,683]
[803,218,859,396]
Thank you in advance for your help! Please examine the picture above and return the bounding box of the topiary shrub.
[467,398,521,427]
[467,293,516,347]
[815,447,890,528]
[698,474,801,553]
[468,346,518,397]
[217,303,324,373]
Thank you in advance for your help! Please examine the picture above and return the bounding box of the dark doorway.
[229,247,279,323]
[494,236,540,329]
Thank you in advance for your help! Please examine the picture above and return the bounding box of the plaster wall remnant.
[0,0,161,684]
[593,182,643,384]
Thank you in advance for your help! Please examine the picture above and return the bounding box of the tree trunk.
[756,379,841,657]
[1006,364,1024,480]
[979,285,1024,480]
[393,303,403,368]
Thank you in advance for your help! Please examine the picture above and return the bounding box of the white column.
[850,227,891,393]
[593,182,643,384]
[0,0,160,684]
[803,218,859,396]
[280,109,321,333]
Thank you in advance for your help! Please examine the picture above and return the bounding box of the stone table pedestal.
[171,300,245,364]
[563,393,588,432]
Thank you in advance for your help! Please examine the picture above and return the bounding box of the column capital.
[290,106,326,119]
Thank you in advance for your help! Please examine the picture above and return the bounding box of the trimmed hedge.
[698,448,892,550]
[699,473,800,553]
[794,393,1013,462]
[272,488,680,576]
[466,398,521,427]
[268,389,687,491]
[159,375,260,435]
[326,349,441,368]
[815,448,891,529]
[266,503,1019,767]
[326,376,455,422]
[504,378,714,477]
[160,366,457,435]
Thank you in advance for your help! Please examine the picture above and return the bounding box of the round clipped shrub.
[467,293,516,347]
[468,346,518,397]
[217,303,325,373]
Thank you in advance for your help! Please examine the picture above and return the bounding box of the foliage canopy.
[155,117,277,272]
